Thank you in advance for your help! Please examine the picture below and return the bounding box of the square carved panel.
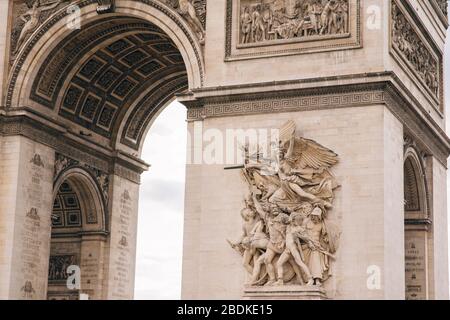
[225,0,361,61]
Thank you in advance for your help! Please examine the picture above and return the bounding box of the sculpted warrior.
[302,206,338,286]
[229,203,268,275]
[229,121,340,288]
[251,194,305,286]
[240,6,252,43]
[276,208,314,286]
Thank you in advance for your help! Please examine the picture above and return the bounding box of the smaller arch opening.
[47,171,107,300]
[403,149,431,300]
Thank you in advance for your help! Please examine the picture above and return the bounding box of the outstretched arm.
[252,193,266,221]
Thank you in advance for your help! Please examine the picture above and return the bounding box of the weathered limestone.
[0,136,55,299]
[104,174,140,300]
[0,0,448,300]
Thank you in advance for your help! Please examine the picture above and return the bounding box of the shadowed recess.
[30,16,188,149]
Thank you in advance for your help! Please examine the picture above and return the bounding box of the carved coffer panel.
[225,0,361,60]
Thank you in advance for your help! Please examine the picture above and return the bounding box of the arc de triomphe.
[0,0,449,300]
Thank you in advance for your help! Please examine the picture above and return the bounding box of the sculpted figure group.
[239,0,349,44]
[229,121,340,287]
[392,2,439,96]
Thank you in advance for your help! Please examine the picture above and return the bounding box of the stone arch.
[5,0,204,153]
[403,144,432,300]
[403,147,429,220]
[53,167,107,232]
[49,167,109,300]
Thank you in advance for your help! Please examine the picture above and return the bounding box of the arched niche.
[48,168,108,300]
[403,146,432,300]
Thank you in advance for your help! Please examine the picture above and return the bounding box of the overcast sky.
[134,22,450,300]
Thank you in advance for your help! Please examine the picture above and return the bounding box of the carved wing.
[192,0,206,27]
[290,137,338,170]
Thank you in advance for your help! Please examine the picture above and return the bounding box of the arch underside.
[403,149,429,220]
[404,157,421,212]
[30,15,188,150]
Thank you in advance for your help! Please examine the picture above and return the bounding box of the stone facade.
[0,0,449,300]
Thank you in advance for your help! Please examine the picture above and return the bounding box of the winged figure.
[229,120,341,288]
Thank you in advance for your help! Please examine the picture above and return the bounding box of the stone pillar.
[181,104,406,300]
[0,135,55,299]
[0,0,11,103]
[104,173,140,300]
[430,157,449,299]
[79,234,108,300]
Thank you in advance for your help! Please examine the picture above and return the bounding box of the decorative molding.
[6,0,205,109]
[121,74,188,150]
[225,0,361,61]
[403,133,432,221]
[0,113,144,183]
[96,0,115,14]
[434,0,448,18]
[54,152,110,207]
[182,79,450,166]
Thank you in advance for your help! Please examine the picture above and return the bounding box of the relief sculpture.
[228,121,340,287]
[162,0,207,44]
[11,0,67,56]
[392,2,440,97]
[239,0,349,45]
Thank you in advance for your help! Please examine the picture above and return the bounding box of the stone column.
[430,157,449,299]
[0,135,55,299]
[103,173,140,300]
[0,0,11,103]
[180,104,406,300]
[79,234,108,300]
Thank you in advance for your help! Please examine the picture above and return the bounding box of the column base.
[243,285,327,300]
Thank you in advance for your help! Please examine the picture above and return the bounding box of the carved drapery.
[228,121,340,289]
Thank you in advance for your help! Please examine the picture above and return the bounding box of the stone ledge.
[243,285,327,300]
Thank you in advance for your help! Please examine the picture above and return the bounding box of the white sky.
[134,102,187,300]
[135,23,450,300]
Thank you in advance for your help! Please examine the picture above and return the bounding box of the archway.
[3,0,204,300]
[48,169,107,300]
[403,146,432,300]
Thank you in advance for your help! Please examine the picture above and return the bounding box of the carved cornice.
[0,111,147,184]
[6,0,205,108]
[181,76,450,167]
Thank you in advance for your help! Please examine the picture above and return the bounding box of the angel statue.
[272,121,339,208]
[14,0,64,55]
